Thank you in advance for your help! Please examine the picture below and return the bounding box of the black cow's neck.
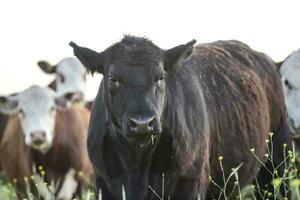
[105,118,174,198]
[108,120,157,170]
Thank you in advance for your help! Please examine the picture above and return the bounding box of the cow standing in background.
[37,57,87,103]
[0,85,92,200]
[37,57,95,110]
[277,50,300,148]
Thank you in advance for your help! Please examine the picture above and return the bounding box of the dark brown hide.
[0,113,9,170]
[0,115,32,195]
[195,41,290,198]
[0,113,8,141]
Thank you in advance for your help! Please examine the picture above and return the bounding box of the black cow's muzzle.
[126,115,161,140]
[129,116,154,133]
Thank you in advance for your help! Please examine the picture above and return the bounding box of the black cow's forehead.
[104,36,166,83]
[106,36,164,65]
[108,63,165,85]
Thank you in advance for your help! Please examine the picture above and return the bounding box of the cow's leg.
[256,118,292,200]
[15,183,33,200]
[173,178,206,200]
[172,151,210,200]
[57,168,78,200]
[33,175,54,200]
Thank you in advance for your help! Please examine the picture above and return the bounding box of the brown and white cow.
[0,85,93,199]
[37,57,87,103]
[37,57,95,110]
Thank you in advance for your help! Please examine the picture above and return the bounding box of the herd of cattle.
[0,58,93,199]
[0,36,299,200]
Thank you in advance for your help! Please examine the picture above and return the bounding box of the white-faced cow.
[70,36,292,199]
[277,49,300,147]
[0,85,92,199]
[37,57,87,103]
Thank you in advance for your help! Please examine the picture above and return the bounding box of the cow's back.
[211,41,286,131]
[176,40,289,197]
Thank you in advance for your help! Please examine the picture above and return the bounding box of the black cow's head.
[70,36,195,145]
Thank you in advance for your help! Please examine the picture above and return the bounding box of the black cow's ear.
[164,39,196,72]
[37,61,56,74]
[69,42,104,74]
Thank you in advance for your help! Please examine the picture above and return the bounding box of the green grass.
[0,170,96,200]
[209,132,300,200]
[0,133,299,199]
[0,179,17,200]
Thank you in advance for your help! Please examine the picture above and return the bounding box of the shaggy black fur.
[71,36,292,200]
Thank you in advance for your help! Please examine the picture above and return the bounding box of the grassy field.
[0,134,299,199]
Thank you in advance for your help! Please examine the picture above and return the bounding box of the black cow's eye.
[109,77,117,83]
[108,76,120,87]
[157,75,166,84]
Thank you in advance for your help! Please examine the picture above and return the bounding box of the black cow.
[70,36,291,199]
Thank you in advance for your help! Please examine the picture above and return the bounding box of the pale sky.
[0,0,299,100]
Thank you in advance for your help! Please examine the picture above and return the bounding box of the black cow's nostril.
[148,119,154,128]
[129,120,138,129]
[128,116,155,134]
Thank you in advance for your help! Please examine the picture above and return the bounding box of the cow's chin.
[30,143,52,154]
[127,133,160,149]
